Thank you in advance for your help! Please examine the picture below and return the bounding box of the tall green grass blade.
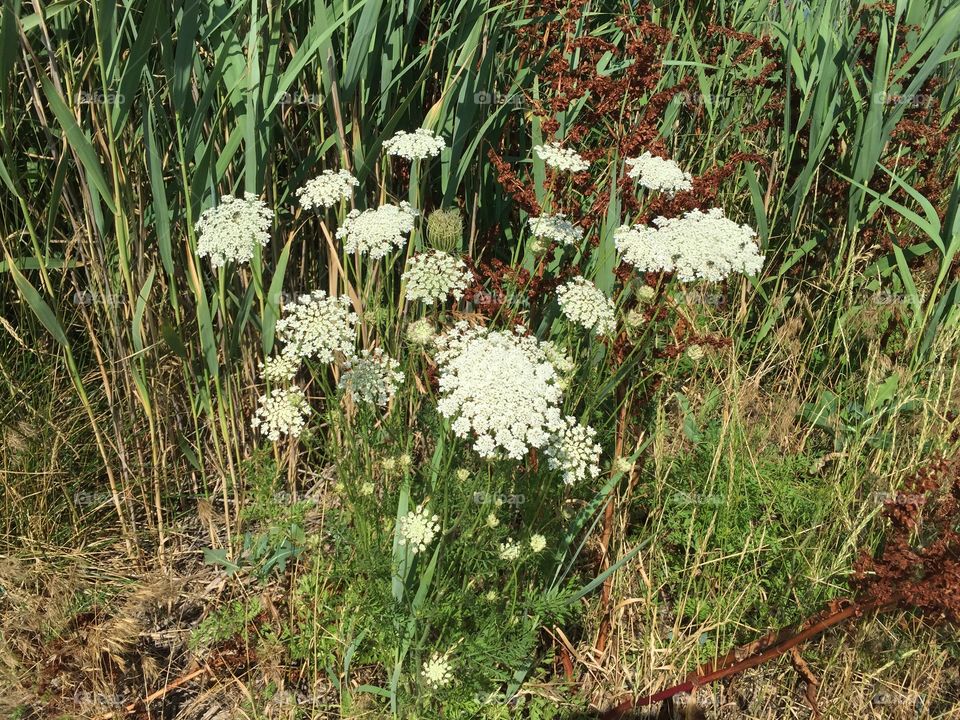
[41,78,117,215]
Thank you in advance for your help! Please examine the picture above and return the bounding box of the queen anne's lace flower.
[434,323,564,460]
[625,152,693,193]
[276,290,357,362]
[402,251,473,305]
[615,208,764,282]
[613,456,634,475]
[613,225,675,275]
[383,128,446,161]
[196,193,273,267]
[399,504,441,554]
[337,202,418,259]
[556,277,616,335]
[545,416,601,485]
[533,142,590,173]
[530,534,547,553]
[542,341,575,391]
[338,348,403,406]
[498,538,522,561]
[426,208,463,251]
[636,284,656,302]
[251,387,310,441]
[527,213,583,246]
[296,170,359,210]
[542,342,575,375]
[422,652,453,689]
[624,308,645,330]
[406,317,436,346]
[259,352,300,383]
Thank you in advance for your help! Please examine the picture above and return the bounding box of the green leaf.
[677,392,702,443]
[40,78,116,214]
[4,251,68,347]
[0,256,80,272]
[0,0,21,100]
[261,237,292,355]
[132,266,156,354]
[203,547,241,575]
[567,538,652,605]
[866,372,899,413]
[112,0,163,132]
[177,433,202,472]
[144,102,174,279]
[160,321,189,359]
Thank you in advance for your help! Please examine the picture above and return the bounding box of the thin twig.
[93,667,208,719]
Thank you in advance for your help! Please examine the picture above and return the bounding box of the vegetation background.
[2,0,960,717]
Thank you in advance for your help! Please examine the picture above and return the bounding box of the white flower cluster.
[337,202,419,259]
[251,387,310,441]
[383,128,446,161]
[556,277,616,335]
[545,416,601,485]
[529,534,547,553]
[543,342,574,375]
[296,170,359,210]
[533,142,590,173]
[615,208,764,282]
[527,213,583,246]
[399,504,441,554]
[338,348,403,406]
[259,353,300,383]
[433,323,600,482]
[422,652,453,689]
[276,290,357,361]
[402,251,473,305]
[498,539,522,561]
[542,341,575,390]
[613,224,674,274]
[434,323,564,460]
[625,152,693,193]
[195,193,273,267]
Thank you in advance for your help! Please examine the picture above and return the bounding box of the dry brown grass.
[0,547,219,719]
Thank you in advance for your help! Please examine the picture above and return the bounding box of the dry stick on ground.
[92,667,209,719]
[790,644,822,716]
